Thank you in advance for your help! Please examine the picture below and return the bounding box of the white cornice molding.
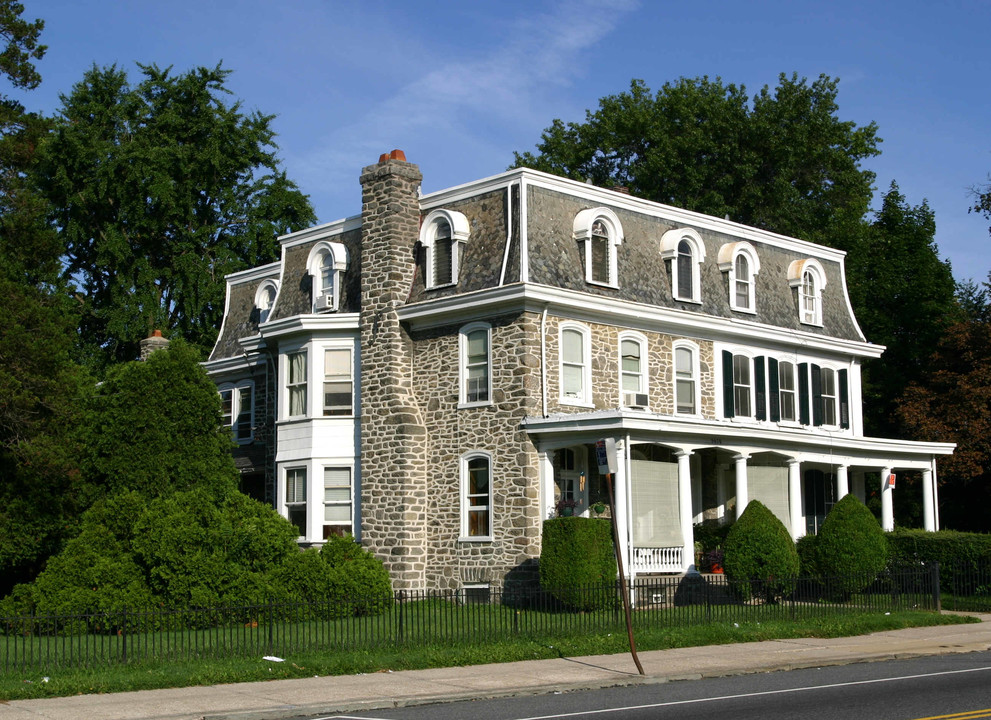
[278,215,362,247]
[396,283,885,358]
[202,354,262,376]
[224,261,281,285]
[259,313,360,340]
[521,410,955,462]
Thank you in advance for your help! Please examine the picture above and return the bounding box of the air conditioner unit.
[316,293,335,311]
[624,392,649,409]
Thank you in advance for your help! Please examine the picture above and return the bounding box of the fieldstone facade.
[206,152,953,593]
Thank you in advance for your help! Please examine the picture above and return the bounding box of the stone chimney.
[358,150,429,590]
[139,329,170,360]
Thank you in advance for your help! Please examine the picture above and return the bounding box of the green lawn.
[0,611,975,701]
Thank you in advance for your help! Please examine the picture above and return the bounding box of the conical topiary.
[723,500,799,603]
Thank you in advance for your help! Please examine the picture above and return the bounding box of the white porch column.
[787,458,803,540]
[836,465,849,499]
[734,453,750,520]
[921,468,935,532]
[676,450,696,573]
[880,466,894,532]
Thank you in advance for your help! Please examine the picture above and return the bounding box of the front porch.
[532,417,954,578]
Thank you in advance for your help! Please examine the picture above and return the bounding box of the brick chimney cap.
[151,329,163,338]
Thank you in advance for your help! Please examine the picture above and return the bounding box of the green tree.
[722,500,799,603]
[82,340,239,499]
[513,74,878,249]
[849,184,959,435]
[35,63,316,366]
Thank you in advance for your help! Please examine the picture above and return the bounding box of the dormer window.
[660,228,705,303]
[573,207,623,287]
[788,259,827,326]
[718,241,760,313]
[307,241,349,313]
[420,209,470,289]
[254,280,279,324]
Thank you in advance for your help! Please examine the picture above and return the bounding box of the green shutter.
[811,364,823,427]
[754,356,767,421]
[768,358,780,422]
[722,350,735,418]
[798,362,810,425]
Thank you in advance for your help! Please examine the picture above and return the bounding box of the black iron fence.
[0,564,945,673]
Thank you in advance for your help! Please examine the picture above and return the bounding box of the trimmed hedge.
[888,529,991,592]
[539,517,616,610]
[723,500,799,603]
[813,495,889,596]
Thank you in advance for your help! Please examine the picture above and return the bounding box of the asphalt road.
[311,651,991,720]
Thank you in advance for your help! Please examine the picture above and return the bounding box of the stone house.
[204,151,953,592]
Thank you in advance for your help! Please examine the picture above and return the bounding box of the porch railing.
[632,546,683,573]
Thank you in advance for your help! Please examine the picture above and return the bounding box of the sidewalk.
[2,614,990,720]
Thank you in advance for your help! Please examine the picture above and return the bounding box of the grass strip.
[0,611,974,701]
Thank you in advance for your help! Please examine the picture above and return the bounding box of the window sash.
[733,355,752,417]
[323,467,352,530]
[621,339,642,393]
[220,389,233,427]
[323,348,352,416]
[287,351,307,416]
[561,329,586,401]
[465,457,491,537]
[432,233,454,286]
[821,368,837,425]
[235,386,252,440]
[590,231,610,284]
[778,362,797,421]
[675,346,696,414]
[286,468,306,503]
[676,242,693,298]
[464,329,489,403]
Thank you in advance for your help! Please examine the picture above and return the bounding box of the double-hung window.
[661,228,705,303]
[719,241,759,313]
[219,382,253,442]
[323,467,352,538]
[285,467,307,536]
[560,325,590,405]
[733,355,752,418]
[323,348,353,416]
[307,241,348,313]
[778,361,797,422]
[620,335,647,408]
[789,259,826,326]
[287,350,307,417]
[460,324,491,405]
[674,343,698,415]
[819,367,837,426]
[421,209,470,290]
[573,207,623,288]
[462,453,492,539]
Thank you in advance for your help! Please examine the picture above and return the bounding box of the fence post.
[267,599,273,655]
[931,562,942,613]
[397,590,405,645]
[121,606,127,664]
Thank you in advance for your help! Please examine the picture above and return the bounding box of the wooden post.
[606,472,644,676]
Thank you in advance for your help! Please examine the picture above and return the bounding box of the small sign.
[595,438,618,475]
[887,473,896,489]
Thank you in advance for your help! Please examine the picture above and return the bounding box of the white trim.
[718,241,760,313]
[421,167,848,263]
[278,215,362,247]
[573,207,623,288]
[223,261,281,284]
[259,313,360,340]
[254,279,280,324]
[617,331,648,409]
[420,208,470,289]
[459,322,493,408]
[559,322,592,407]
[307,241,348,313]
[660,228,705,303]
[460,451,494,541]
[672,339,702,417]
[395,283,885,358]
[789,258,827,326]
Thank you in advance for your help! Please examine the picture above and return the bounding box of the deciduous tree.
[36,63,316,365]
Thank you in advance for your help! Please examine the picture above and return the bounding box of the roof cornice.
[397,283,885,358]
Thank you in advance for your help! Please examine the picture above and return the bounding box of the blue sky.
[13,0,990,281]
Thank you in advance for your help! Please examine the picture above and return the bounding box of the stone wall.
[410,312,543,591]
[358,154,430,590]
[543,315,716,417]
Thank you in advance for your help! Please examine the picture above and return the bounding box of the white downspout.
[540,305,549,417]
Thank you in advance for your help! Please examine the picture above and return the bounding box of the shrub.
[723,501,799,603]
[539,517,616,610]
[320,535,393,616]
[796,533,819,576]
[887,528,991,593]
[813,495,889,596]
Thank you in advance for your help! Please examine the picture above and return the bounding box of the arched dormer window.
[254,280,279,324]
[660,228,705,303]
[420,208,470,289]
[573,207,623,287]
[307,241,348,313]
[788,259,827,326]
[718,241,760,313]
